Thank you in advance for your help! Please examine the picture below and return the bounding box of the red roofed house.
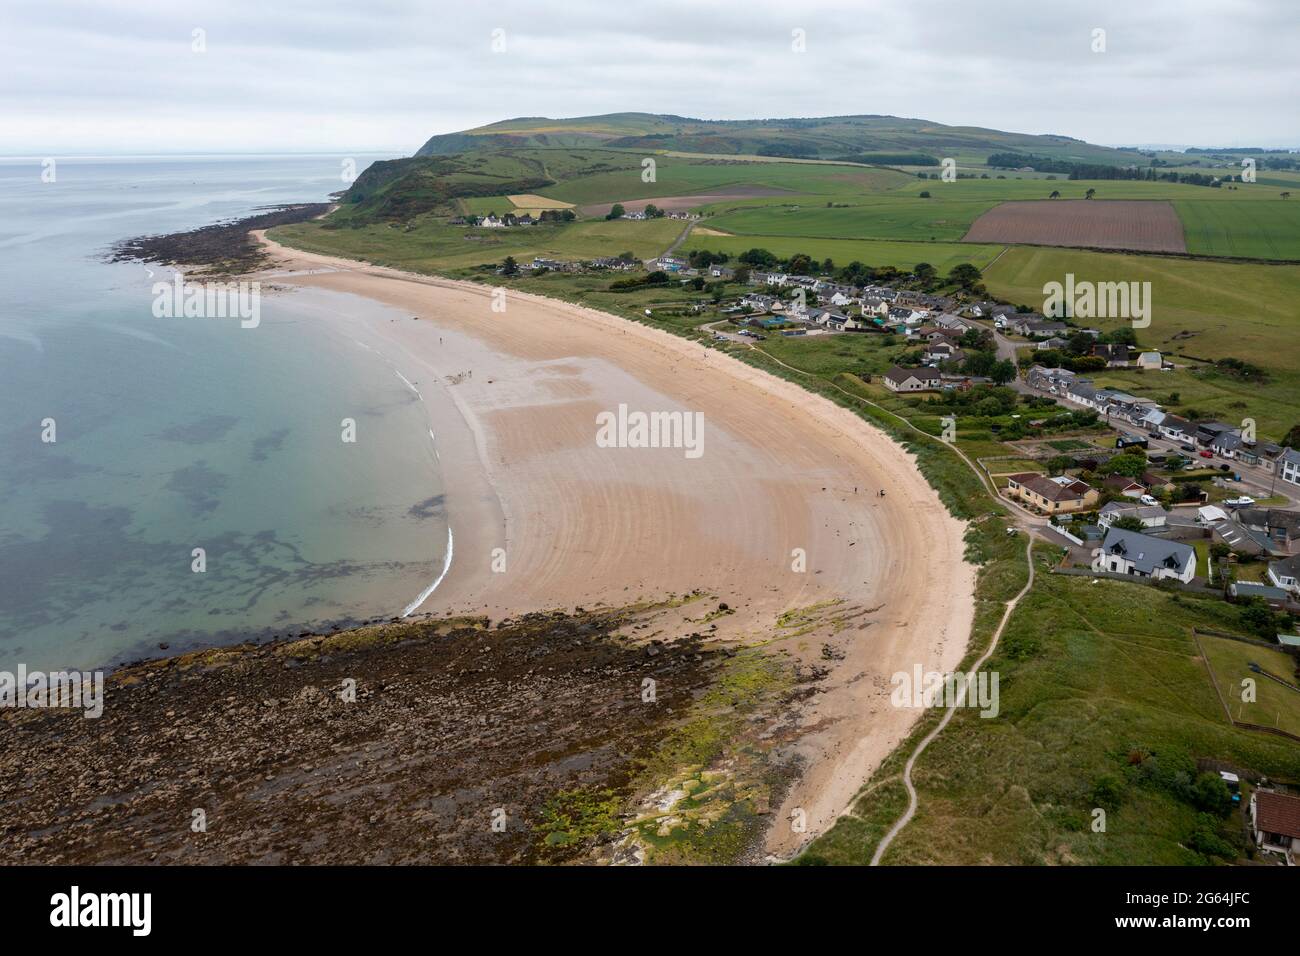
[1250,789,1300,864]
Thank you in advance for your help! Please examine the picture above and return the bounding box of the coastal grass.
[802,570,1300,865]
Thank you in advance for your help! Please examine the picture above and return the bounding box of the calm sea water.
[0,154,448,671]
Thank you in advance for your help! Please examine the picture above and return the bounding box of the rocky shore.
[109,203,331,275]
[1,599,818,864]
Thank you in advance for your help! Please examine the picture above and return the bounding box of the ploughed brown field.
[963,199,1188,253]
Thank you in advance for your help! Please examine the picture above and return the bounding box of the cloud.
[2,0,1296,154]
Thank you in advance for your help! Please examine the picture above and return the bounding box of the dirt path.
[869,534,1037,865]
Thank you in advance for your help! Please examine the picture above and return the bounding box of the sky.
[3,0,1297,155]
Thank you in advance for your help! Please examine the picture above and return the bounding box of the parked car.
[1199,450,1213,459]
[1139,494,1159,506]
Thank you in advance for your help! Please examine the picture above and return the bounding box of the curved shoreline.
[254,232,978,856]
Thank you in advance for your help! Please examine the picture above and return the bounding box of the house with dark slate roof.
[1099,527,1196,583]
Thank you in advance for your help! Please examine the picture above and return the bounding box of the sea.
[0,153,450,671]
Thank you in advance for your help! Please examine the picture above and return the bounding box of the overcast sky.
[4,0,1296,155]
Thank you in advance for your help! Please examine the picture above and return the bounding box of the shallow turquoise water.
[0,155,447,670]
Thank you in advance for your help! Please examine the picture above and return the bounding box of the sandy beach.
[253,233,977,856]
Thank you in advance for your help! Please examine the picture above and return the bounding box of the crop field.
[703,198,999,243]
[963,200,1188,253]
[1175,199,1300,259]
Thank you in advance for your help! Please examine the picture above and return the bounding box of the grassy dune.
[805,572,1300,865]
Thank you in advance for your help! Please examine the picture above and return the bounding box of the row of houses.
[1026,364,1300,484]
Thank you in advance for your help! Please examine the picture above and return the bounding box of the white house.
[1280,448,1300,488]
[1099,527,1196,583]
[1098,502,1167,529]
[882,366,941,392]
[1136,350,1163,370]
[1268,554,1300,594]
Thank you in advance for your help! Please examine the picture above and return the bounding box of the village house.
[1103,475,1147,498]
[924,341,965,364]
[1098,502,1167,529]
[1279,447,1300,487]
[1158,414,1196,445]
[1026,364,1077,395]
[1268,553,1300,594]
[1234,508,1300,554]
[648,255,688,273]
[1098,527,1196,583]
[1005,473,1099,514]
[1195,421,1235,448]
[1249,789,1300,865]
[1237,440,1282,469]
[882,366,941,392]
[861,298,890,320]
[1135,350,1163,370]
[1139,408,1166,433]
[1018,318,1069,339]
[1092,343,1132,367]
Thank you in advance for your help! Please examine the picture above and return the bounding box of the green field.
[703,198,998,243]
[1176,199,1300,259]
[1199,634,1300,738]
[541,155,911,207]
